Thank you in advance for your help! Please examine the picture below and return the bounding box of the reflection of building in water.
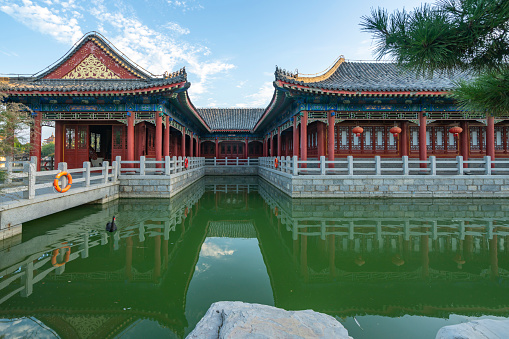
[0,181,206,338]
[2,178,509,337]
[208,221,257,238]
[258,180,509,317]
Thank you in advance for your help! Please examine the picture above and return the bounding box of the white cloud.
[0,0,83,44]
[241,81,274,108]
[164,21,190,35]
[236,80,247,88]
[200,242,235,258]
[167,0,203,12]
[90,1,234,96]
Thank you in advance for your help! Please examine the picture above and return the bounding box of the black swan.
[106,216,117,232]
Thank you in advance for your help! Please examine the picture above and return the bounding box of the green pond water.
[1,176,509,338]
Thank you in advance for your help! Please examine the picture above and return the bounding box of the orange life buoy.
[184,157,189,169]
[53,171,72,193]
[274,157,278,168]
[51,246,71,267]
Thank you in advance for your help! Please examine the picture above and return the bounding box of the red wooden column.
[460,121,469,168]
[30,111,42,171]
[245,137,248,158]
[317,122,325,158]
[54,120,63,169]
[215,137,219,158]
[125,237,133,281]
[487,114,495,162]
[190,133,194,157]
[155,113,162,168]
[163,116,170,157]
[327,111,335,167]
[277,127,282,157]
[181,128,186,157]
[197,138,201,157]
[293,118,299,157]
[127,112,135,167]
[154,230,161,281]
[300,111,308,167]
[400,121,409,156]
[419,112,427,168]
[263,138,267,157]
[270,132,274,157]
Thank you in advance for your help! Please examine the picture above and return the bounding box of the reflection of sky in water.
[0,318,57,339]
[185,237,274,332]
[199,241,235,258]
[116,319,178,339]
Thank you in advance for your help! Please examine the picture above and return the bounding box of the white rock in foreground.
[187,301,352,339]
[436,319,509,339]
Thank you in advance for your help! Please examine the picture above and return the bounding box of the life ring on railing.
[184,157,189,169]
[274,157,278,168]
[53,172,72,193]
[51,246,71,267]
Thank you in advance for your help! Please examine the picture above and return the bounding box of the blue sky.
[0,0,425,109]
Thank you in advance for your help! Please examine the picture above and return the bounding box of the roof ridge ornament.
[295,55,345,83]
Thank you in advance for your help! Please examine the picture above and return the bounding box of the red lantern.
[449,126,463,137]
[390,126,402,138]
[352,126,364,137]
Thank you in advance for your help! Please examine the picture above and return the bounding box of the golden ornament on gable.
[63,54,120,79]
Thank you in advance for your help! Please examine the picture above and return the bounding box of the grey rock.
[436,319,509,339]
[187,301,352,339]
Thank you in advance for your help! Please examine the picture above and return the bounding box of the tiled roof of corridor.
[197,108,265,131]
[275,61,471,92]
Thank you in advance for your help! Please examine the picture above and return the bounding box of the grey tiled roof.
[275,62,471,92]
[6,76,186,92]
[197,108,265,131]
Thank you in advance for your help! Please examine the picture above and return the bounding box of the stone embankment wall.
[118,167,205,198]
[205,166,258,176]
[259,166,509,198]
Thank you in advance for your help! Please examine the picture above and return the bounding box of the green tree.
[360,0,509,115]
[0,82,34,159]
[41,142,54,157]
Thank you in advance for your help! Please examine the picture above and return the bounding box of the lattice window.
[65,127,75,149]
[375,127,385,150]
[352,130,361,150]
[434,126,445,151]
[387,127,397,150]
[426,130,432,151]
[495,126,504,150]
[447,128,458,151]
[363,127,373,150]
[338,127,349,150]
[77,126,87,149]
[410,127,419,151]
[470,126,484,151]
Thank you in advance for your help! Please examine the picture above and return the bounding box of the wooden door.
[64,125,89,169]
[111,125,127,161]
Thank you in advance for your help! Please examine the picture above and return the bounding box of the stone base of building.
[205,166,258,176]
[259,166,509,198]
[119,167,205,198]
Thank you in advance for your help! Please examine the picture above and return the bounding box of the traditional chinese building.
[2,33,211,170]
[3,33,508,170]
[257,56,509,164]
